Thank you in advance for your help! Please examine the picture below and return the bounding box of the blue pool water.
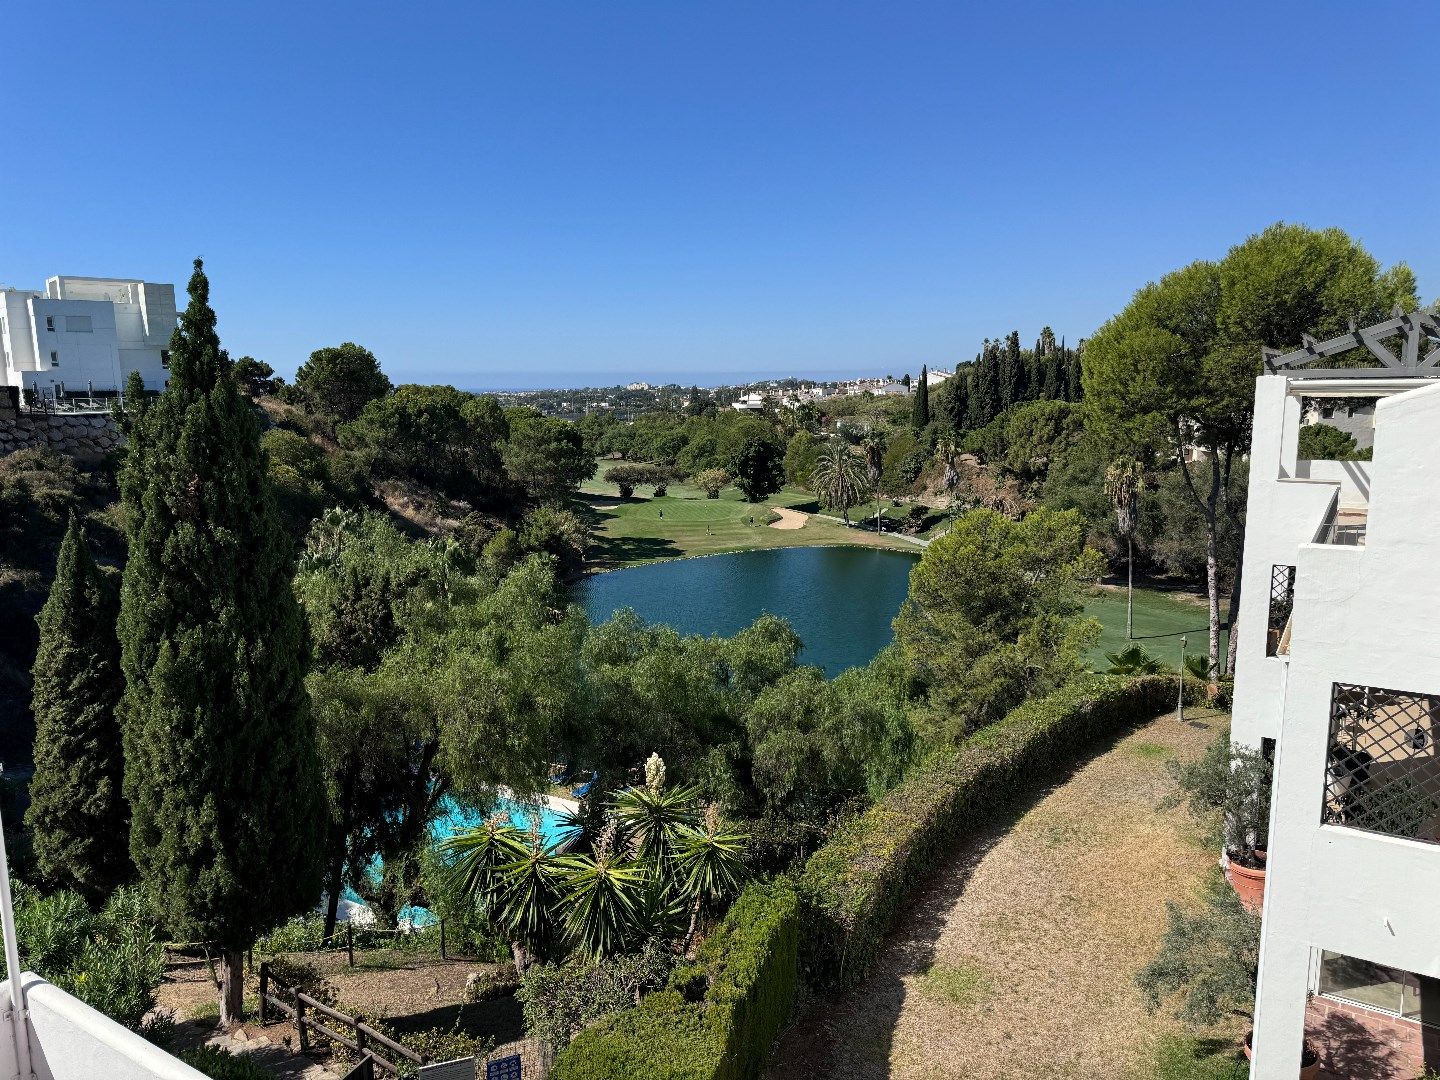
[339,795,575,918]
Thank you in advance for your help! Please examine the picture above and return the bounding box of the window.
[161,350,170,368]
[1266,565,1295,657]
[66,315,92,333]
[45,315,54,332]
[1320,403,1335,418]
[1324,683,1440,841]
[1319,952,1440,1025]
[50,351,59,368]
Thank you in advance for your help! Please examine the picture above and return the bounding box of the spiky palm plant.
[611,783,701,869]
[554,826,647,960]
[493,832,563,971]
[674,806,750,956]
[1105,642,1164,676]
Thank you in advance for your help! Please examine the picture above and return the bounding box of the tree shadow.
[588,535,680,567]
[1309,1008,1407,1079]
[764,714,1188,1078]
[378,995,526,1046]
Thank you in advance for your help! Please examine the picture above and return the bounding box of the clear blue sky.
[6,2,1437,389]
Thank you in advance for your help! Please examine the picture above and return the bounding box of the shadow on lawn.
[763,709,1227,1080]
[588,535,680,567]
[381,995,526,1047]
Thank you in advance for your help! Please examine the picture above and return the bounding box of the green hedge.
[551,880,799,1080]
[797,673,1188,989]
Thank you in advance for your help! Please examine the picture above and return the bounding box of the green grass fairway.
[1084,585,1229,671]
[578,466,914,567]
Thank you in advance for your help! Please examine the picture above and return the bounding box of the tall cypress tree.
[999,330,1024,409]
[118,260,325,1024]
[26,514,129,905]
[911,365,931,428]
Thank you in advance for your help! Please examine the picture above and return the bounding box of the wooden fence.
[258,962,425,1076]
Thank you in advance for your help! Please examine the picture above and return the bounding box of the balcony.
[1317,508,1369,547]
[1323,683,1440,843]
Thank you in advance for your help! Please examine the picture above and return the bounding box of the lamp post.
[1177,635,1187,724]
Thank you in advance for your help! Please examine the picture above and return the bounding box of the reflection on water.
[578,546,919,675]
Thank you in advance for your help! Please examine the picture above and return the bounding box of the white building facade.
[0,276,177,399]
[1232,311,1440,1078]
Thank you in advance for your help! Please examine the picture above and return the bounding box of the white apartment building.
[1232,309,1440,1078]
[0,276,177,399]
[732,391,767,412]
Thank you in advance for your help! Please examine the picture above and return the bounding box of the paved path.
[764,707,1228,1080]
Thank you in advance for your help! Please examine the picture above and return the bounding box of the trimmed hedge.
[551,880,799,1080]
[797,673,1191,989]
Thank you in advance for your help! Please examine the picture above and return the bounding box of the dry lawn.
[765,706,1228,1080]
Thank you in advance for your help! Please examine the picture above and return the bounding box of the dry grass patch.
[765,707,1229,1080]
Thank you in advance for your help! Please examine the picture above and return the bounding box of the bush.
[255,913,327,954]
[466,962,521,1002]
[797,673,1188,988]
[551,880,799,1080]
[519,942,673,1048]
[180,1047,275,1080]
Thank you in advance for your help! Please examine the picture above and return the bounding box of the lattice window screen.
[1266,565,1295,657]
[1324,683,1440,842]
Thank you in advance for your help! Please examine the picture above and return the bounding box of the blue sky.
[5,2,1437,389]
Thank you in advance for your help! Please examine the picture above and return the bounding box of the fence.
[258,961,425,1076]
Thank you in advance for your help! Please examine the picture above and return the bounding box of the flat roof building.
[0,275,177,398]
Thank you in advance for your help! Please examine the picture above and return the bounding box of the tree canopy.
[294,342,393,421]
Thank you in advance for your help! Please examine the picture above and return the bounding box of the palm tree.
[492,831,563,971]
[1104,459,1142,640]
[809,440,866,524]
[861,431,887,529]
[1104,643,1163,675]
[674,805,749,957]
[936,433,961,507]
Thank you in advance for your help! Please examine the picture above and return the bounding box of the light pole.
[1177,634,1187,724]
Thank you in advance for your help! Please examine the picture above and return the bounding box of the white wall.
[1,974,206,1080]
[1249,381,1440,1079]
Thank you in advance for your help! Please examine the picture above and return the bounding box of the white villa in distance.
[1231,309,1440,1078]
[0,275,177,400]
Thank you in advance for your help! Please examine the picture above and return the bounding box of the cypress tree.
[969,342,998,427]
[912,366,931,428]
[25,514,129,905]
[118,260,325,1024]
[999,331,1024,409]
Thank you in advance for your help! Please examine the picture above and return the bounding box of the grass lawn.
[579,467,914,568]
[1084,584,1229,671]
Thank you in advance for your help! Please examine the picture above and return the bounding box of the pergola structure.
[1263,307,1440,380]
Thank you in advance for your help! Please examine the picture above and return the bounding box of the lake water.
[578,546,920,675]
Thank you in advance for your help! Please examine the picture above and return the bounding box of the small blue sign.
[486,1055,522,1080]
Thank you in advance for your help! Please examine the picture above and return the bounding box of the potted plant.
[1170,735,1273,912]
[1138,873,1318,1077]
[1243,1030,1321,1079]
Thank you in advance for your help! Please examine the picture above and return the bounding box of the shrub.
[180,1046,275,1080]
[519,942,672,1048]
[255,913,327,955]
[466,962,521,1002]
[797,673,1187,988]
[551,880,799,1080]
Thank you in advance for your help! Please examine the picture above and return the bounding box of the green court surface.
[1083,585,1228,671]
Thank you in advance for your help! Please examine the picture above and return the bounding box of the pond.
[578,545,920,675]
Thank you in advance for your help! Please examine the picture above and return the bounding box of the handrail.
[257,962,425,1074]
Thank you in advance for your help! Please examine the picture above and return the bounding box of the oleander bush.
[550,880,798,1080]
[797,673,1192,988]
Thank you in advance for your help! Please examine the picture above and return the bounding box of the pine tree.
[118,260,325,1025]
[25,514,129,905]
[911,366,931,428]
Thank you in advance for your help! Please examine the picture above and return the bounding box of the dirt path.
[765,707,1227,1080]
[768,507,809,530]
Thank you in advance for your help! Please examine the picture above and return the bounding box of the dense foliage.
[551,880,798,1080]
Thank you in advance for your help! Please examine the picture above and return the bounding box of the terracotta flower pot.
[1227,856,1267,913]
[1243,1031,1320,1078]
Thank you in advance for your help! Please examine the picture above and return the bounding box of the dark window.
[1324,684,1440,842]
[49,351,59,368]
[45,315,54,332]
[161,350,170,368]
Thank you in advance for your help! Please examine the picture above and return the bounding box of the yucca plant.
[674,805,750,957]
[611,782,701,869]
[554,826,648,960]
[493,833,564,971]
